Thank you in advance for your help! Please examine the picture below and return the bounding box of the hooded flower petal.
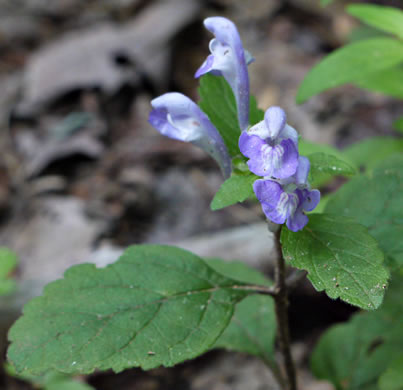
[195,16,250,131]
[240,133,298,178]
[278,124,298,148]
[240,106,299,179]
[149,92,231,178]
[263,106,287,140]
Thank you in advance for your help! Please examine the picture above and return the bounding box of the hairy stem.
[274,227,297,390]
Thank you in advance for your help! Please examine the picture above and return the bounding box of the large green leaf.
[308,152,356,187]
[312,276,403,390]
[206,259,276,363]
[379,355,403,390]
[343,136,403,171]
[281,214,388,309]
[355,66,403,99]
[347,4,403,40]
[296,38,403,104]
[326,156,403,270]
[198,74,263,156]
[210,174,258,210]
[0,247,18,295]
[8,245,255,375]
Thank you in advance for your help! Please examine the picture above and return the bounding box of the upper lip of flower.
[195,16,251,132]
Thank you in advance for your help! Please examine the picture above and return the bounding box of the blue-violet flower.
[253,156,320,232]
[195,16,252,131]
[239,106,299,179]
[149,92,231,178]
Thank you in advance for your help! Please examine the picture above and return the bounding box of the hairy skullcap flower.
[149,92,231,178]
[195,16,253,131]
[239,106,299,179]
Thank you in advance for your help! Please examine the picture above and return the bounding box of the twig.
[273,227,297,390]
[233,284,277,296]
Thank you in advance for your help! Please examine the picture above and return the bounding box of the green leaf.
[379,355,403,390]
[211,174,258,210]
[347,4,403,40]
[300,139,355,165]
[393,117,403,134]
[7,245,253,375]
[5,365,95,390]
[206,259,276,363]
[0,247,18,296]
[281,214,388,309]
[343,136,403,171]
[308,152,356,187]
[312,276,403,390]
[45,381,94,390]
[296,38,403,104]
[198,74,263,156]
[326,156,403,270]
[348,25,389,43]
[355,66,403,99]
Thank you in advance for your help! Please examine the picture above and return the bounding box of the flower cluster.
[240,107,320,232]
[148,16,320,232]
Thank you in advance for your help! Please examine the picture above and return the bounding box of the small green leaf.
[355,66,403,99]
[347,4,403,40]
[312,276,403,390]
[343,136,403,171]
[198,74,263,156]
[326,156,403,270]
[393,117,403,134]
[7,245,253,375]
[281,214,388,309]
[300,139,355,165]
[308,152,356,187]
[0,247,18,296]
[211,174,258,210]
[379,355,403,390]
[296,38,403,104]
[206,259,276,363]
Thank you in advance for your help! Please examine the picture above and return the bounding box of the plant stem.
[273,227,297,390]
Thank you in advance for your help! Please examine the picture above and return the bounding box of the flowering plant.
[6,8,403,390]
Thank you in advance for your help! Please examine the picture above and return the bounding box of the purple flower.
[195,17,251,131]
[239,106,299,179]
[254,179,320,232]
[149,92,231,178]
[253,156,320,232]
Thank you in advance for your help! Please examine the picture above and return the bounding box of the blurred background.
[0,0,401,389]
